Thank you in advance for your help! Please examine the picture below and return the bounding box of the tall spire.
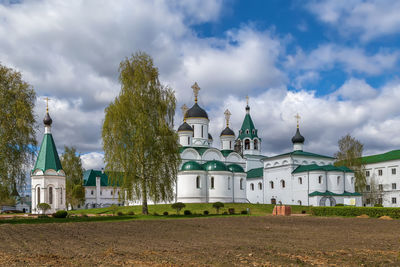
[191,82,200,103]
[224,109,231,127]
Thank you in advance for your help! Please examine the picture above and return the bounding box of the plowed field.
[0,216,399,266]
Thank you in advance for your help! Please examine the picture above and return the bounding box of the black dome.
[43,112,52,126]
[185,103,208,119]
[177,122,193,132]
[220,127,235,136]
[291,128,305,144]
[208,133,213,140]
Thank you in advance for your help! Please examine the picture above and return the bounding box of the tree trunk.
[141,180,148,215]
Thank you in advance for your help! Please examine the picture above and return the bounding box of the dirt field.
[0,216,399,266]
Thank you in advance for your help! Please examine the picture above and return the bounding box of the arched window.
[240,178,244,190]
[37,187,40,204]
[60,189,63,204]
[252,129,255,134]
[298,177,302,184]
[250,183,254,191]
[245,139,250,150]
[270,181,274,189]
[337,176,341,185]
[228,177,231,190]
[258,182,262,190]
[48,187,53,205]
[281,180,285,188]
[187,136,190,145]
[229,141,232,149]
[91,190,94,195]
[211,177,215,189]
[246,129,249,134]
[318,176,322,184]
[254,139,258,150]
[196,176,200,189]
[201,125,204,138]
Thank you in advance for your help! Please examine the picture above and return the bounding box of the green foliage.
[311,206,400,218]
[334,134,366,192]
[110,204,118,216]
[163,211,168,216]
[222,211,228,215]
[61,146,84,210]
[212,202,224,214]
[241,210,248,215]
[0,64,36,205]
[374,204,383,207]
[203,210,209,215]
[127,211,135,215]
[184,210,192,215]
[228,208,235,214]
[37,203,51,214]
[102,52,180,215]
[53,210,68,218]
[117,211,124,216]
[171,202,186,214]
[335,204,344,206]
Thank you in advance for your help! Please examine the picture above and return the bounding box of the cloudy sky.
[1,0,400,170]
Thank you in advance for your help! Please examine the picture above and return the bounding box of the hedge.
[311,206,400,219]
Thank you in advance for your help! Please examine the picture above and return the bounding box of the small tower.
[220,109,235,150]
[31,98,66,214]
[177,104,193,146]
[237,96,261,155]
[292,113,305,151]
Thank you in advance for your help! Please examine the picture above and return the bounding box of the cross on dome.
[224,109,231,127]
[181,104,188,121]
[294,113,301,129]
[44,97,51,113]
[246,95,249,106]
[191,82,200,103]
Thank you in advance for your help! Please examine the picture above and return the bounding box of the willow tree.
[61,146,85,209]
[102,52,180,214]
[334,134,366,192]
[0,64,36,206]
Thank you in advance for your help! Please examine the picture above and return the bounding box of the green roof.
[268,150,335,160]
[180,147,239,158]
[308,191,361,197]
[33,133,63,172]
[292,164,353,174]
[181,161,204,171]
[203,160,228,171]
[361,150,400,164]
[221,149,234,157]
[227,164,245,173]
[247,167,263,179]
[83,170,121,187]
[238,113,259,140]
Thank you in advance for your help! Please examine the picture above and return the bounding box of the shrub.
[241,210,248,215]
[110,204,118,216]
[38,214,48,219]
[301,210,306,214]
[212,202,224,214]
[117,211,124,216]
[228,208,235,215]
[335,204,344,206]
[37,203,51,214]
[53,210,68,218]
[203,210,209,215]
[171,202,186,214]
[127,211,135,215]
[222,211,228,215]
[374,204,383,207]
[311,206,400,219]
[153,212,159,216]
[163,211,169,216]
[81,213,88,218]
[184,210,192,215]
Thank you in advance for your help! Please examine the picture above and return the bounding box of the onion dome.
[208,133,213,140]
[177,122,193,132]
[220,127,235,136]
[291,128,305,144]
[227,164,245,173]
[203,160,228,171]
[43,112,52,126]
[181,161,204,171]
[185,103,208,119]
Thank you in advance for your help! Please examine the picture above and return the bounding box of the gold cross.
[294,113,301,129]
[181,104,188,122]
[191,82,200,103]
[246,95,249,106]
[43,97,51,113]
[224,109,231,127]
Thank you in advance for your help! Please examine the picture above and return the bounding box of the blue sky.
[1,0,400,170]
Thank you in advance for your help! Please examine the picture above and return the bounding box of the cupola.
[292,113,305,151]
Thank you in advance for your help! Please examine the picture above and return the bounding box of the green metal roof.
[203,160,228,171]
[83,169,121,187]
[361,150,400,164]
[238,113,259,140]
[221,150,234,157]
[181,161,205,171]
[179,146,211,156]
[308,191,361,197]
[227,164,245,173]
[247,167,263,179]
[33,133,63,172]
[292,164,353,174]
[268,150,335,160]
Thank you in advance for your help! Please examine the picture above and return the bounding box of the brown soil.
[0,216,399,266]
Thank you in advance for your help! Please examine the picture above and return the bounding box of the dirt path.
[0,216,399,266]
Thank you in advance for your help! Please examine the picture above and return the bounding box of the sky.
[1,0,400,170]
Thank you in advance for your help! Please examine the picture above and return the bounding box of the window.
[91,190,94,195]
[228,177,231,190]
[111,191,113,195]
[298,200,302,206]
[392,197,397,204]
[258,182,262,190]
[281,180,285,188]
[298,177,302,185]
[351,177,354,184]
[378,184,383,191]
[318,176,322,184]
[378,169,383,176]
[240,178,244,190]
[378,198,383,204]
[254,139,258,150]
[393,183,397,190]
[211,177,214,189]
[187,136,190,145]
[392,168,397,175]
[245,139,250,150]
[270,181,274,189]
[100,190,102,196]
[196,176,200,189]
[366,170,370,177]
[366,185,371,192]
[366,198,371,205]
[229,141,232,149]
[250,183,254,191]
[60,189,63,204]
[48,187,53,205]
[246,129,249,134]
[337,176,340,185]
[37,187,40,204]
[201,125,204,138]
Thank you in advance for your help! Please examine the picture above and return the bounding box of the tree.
[37,203,51,214]
[0,64,36,207]
[171,202,185,214]
[212,202,224,214]
[102,52,180,215]
[334,134,366,192]
[61,146,85,209]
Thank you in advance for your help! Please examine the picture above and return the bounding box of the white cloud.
[332,78,377,101]
[81,152,105,170]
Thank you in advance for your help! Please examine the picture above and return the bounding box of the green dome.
[203,160,228,171]
[227,164,245,173]
[181,161,204,171]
